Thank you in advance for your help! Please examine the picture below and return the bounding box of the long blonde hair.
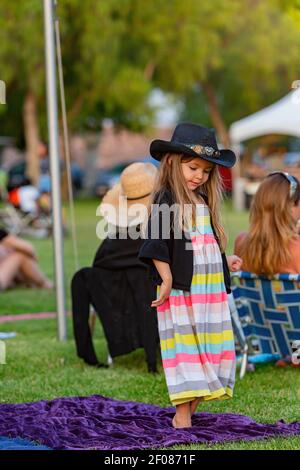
[239,173,300,274]
[149,153,227,251]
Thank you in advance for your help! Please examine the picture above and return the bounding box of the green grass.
[1,199,300,450]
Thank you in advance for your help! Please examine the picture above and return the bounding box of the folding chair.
[228,292,248,379]
[231,271,300,370]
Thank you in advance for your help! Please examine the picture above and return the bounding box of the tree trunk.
[201,81,231,148]
[23,91,40,186]
[67,95,84,123]
[144,61,156,80]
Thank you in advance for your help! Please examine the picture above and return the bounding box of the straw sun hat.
[100,162,157,228]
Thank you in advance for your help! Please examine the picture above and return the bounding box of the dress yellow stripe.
[192,272,223,285]
[194,215,210,225]
[170,387,233,405]
[161,330,234,350]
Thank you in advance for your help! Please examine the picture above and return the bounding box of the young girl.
[139,122,242,429]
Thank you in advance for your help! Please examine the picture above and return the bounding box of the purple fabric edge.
[0,394,300,450]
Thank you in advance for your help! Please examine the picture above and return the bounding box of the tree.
[0,1,46,183]
[1,0,300,159]
[179,0,300,145]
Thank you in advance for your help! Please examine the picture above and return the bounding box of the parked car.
[94,157,159,197]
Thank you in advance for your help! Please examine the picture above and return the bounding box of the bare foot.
[190,398,201,416]
[172,414,191,429]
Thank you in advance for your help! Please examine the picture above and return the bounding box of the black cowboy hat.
[150,122,236,168]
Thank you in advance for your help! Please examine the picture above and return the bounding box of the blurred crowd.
[241,144,300,208]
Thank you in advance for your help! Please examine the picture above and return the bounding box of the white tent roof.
[229,90,300,143]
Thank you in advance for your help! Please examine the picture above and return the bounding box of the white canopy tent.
[230,90,300,143]
[229,90,300,210]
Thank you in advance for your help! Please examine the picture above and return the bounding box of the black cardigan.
[138,188,231,293]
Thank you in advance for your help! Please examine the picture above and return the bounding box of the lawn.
[1,198,300,450]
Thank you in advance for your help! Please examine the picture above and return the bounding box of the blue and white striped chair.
[231,272,300,367]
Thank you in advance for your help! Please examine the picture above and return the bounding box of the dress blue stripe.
[169,283,225,296]
[189,283,226,294]
[161,340,235,359]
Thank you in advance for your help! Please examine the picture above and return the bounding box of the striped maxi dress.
[157,203,236,406]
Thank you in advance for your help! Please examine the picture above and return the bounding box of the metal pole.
[43,0,66,340]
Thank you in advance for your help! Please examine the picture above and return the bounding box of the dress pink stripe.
[190,234,216,244]
[163,351,235,368]
[157,292,228,311]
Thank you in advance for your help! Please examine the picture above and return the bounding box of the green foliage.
[60,0,154,130]
[181,0,300,126]
[0,1,44,91]
[0,1,46,142]
[1,0,300,140]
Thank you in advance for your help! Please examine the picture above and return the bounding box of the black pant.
[71,267,158,371]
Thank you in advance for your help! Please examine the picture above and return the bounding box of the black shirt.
[93,226,148,270]
[138,188,231,293]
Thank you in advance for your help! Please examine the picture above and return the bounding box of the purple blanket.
[0,395,300,450]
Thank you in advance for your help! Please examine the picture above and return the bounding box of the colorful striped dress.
[157,203,236,406]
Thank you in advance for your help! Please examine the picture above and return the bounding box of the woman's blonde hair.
[148,153,227,251]
[239,173,300,274]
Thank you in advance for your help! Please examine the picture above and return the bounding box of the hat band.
[126,191,152,201]
[181,143,220,158]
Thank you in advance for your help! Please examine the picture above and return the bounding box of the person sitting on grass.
[0,228,53,291]
[71,162,159,372]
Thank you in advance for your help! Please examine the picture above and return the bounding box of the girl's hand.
[151,277,172,308]
[227,255,243,272]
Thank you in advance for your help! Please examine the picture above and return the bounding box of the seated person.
[71,163,159,372]
[38,141,51,194]
[234,172,300,274]
[8,185,40,215]
[0,228,53,290]
[244,147,269,181]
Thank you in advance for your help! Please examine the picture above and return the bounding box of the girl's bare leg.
[0,253,23,290]
[172,402,192,428]
[19,255,53,288]
[190,398,201,416]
